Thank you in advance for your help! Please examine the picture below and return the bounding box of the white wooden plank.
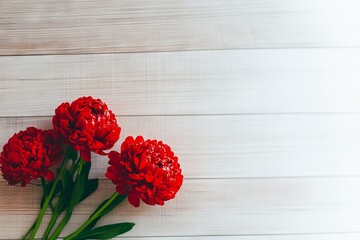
[113,235,360,240]
[1,114,359,179]
[3,234,360,240]
[1,49,360,116]
[0,177,359,238]
[0,0,359,55]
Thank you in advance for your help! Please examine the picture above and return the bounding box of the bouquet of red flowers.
[0,96,183,240]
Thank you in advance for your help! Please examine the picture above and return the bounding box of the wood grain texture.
[1,114,359,179]
[112,235,360,240]
[1,48,360,117]
[0,0,359,55]
[1,0,360,239]
[0,177,359,239]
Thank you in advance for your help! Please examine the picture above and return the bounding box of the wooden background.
[1,0,360,239]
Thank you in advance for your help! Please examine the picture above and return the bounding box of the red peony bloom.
[0,127,63,186]
[106,136,183,207]
[52,96,120,162]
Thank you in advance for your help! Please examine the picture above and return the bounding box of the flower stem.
[48,209,73,240]
[48,159,85,240]
[42,196,63,240]
[64,192,119,240]
[42,210,61,240]
[20,220,36,240]
[28,146,71,240]
[70,158,80,176]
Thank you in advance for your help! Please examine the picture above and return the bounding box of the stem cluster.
[21,146,132,240]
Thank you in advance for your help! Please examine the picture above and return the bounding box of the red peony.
[106,136,183,207]
[52,96,120,162]
[0,127,63,186]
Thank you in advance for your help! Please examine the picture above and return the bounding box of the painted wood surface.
[112,235,360,240]
[1,178,360,239]
[0,49,360,117]
[0,0,359,239]
[0,114,359,179]
[0,0,359,55]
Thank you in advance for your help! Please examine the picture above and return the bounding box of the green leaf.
[69,160,91,209]
[40,179,61,211]
[74,223,135,240]
[69,148,78,162]
[70,173,87,208]
[41,177,50,196]
[62,169,74,206]
[80,178,99,202]
[49,182,63,212]
[57,199,66,214]
[83,161,91,180]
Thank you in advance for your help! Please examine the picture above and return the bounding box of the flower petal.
[128,189,141,207]
[80,149,91,162]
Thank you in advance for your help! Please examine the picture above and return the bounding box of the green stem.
[21,176,48,239]
[20,220,36,240]
[43,211,61,240]
[77,159,84,176]
[64,192,119,240]
[28,146,71,240]
[48,160,85,240]
[42,197,63,240]
[70,158,80,176]
[48,209,73,240]
[43,151,80,240]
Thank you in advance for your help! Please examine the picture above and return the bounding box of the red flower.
[106,136,183,207]
[0,127,63,186]
[52,96,120,161]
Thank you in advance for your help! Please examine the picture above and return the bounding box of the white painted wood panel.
[0,177,359,239]
[121,235,360,240]
[0,114,359,179]
[1,49,360,117]
[0,0,359,55]
[113,235,360,240]
[1,0,359,239]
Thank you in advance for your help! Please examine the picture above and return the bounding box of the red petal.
[105,171,116,180]
[80,149,91,162]
[145,174,153,183]
[135,136,144,143]
[108,151,120,161]
[139,155,149,170]
[128,189,140,207]
[116,184,129,195]
[43,170,54,181]
[134,157,139,167]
